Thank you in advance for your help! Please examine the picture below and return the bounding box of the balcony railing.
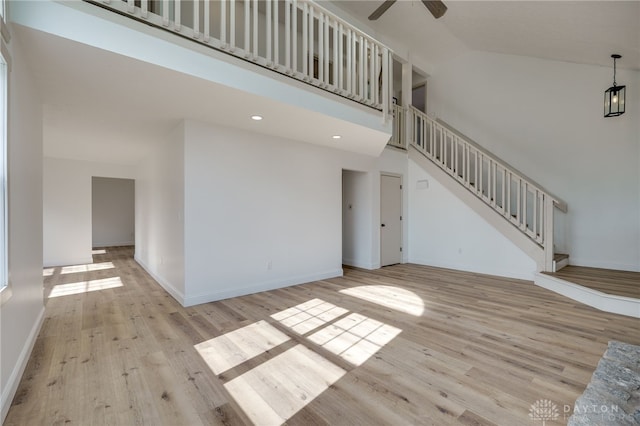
[90,0,393,118]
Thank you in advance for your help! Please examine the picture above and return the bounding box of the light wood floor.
[546,266,640,299]
[5,247,640,425]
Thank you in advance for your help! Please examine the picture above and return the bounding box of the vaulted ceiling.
[330,1,640,72]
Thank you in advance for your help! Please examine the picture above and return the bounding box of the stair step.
[553,253,569,272]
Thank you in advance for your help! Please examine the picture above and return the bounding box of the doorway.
[92,177,135,248]
[380,174,402,266]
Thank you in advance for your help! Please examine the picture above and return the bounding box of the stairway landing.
[535,266,640,318]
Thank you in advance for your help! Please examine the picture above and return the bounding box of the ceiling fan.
[368,0,447,20]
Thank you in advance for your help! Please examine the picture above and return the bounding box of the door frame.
[380,172,403,266]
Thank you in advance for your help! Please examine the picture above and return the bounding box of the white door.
[380,175,402,266]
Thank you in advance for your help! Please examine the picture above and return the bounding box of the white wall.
[43,158,136,267]
[92,177,135,247]
[1,33,45,422]
[408,159,537,280]
[428,51,640,271]
[183,121,342,305]
[135,123,185,302]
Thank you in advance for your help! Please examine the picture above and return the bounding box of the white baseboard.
[43,256,94,268]
[93,241,135,248]
[342,258,377,270]
[408,256,535,281]
[134,255,186,305]
[183,269,344,307]
[1,306,46,423]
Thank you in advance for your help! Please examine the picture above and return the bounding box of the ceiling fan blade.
[368,0,397,20]
[422,0,447,19]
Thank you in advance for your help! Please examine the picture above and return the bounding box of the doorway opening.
[92,177,135,249]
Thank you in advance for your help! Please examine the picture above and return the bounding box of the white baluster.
[141,0,148,18]
[174,0,181,31]
[359,35,364,99]
[308,6,314,80]
[338,25,344,91]
[193,0,200,38]
[273,0,279,67]
[318,13,324,82]
[346,29,352,94]
[285,0,291,69]
[204,0,210,42]
[244,0,250,54]
[127,0,134,13]
[302,3,308,76]
[229,0,235,49]
[163,0,169,26]
[266,0,272,63]
[381,47,388,120]
[252,0,258,58]
[217,0,224,44]
[324,16,329,86]
[292,0,297,73]
[333,20,338,89]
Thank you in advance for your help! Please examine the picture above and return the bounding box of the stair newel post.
[543,195,554,272]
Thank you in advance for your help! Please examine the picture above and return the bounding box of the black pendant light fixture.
[604,54,625,117]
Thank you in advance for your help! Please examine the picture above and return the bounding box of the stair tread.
[554,253,569,262]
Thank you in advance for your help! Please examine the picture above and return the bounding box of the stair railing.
[407,106,567,271]
[88,0,393,118]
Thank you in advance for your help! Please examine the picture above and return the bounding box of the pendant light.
[604,54,625,117]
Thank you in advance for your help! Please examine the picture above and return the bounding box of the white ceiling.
[331,0,640,72]
[15,25,389,165]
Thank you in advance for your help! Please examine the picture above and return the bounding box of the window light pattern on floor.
[48,276,123,298]
[196,289,416,425]
[194,320,290,375]
[270,298,348,335]
[339,285,425,316]
[60,261,115,274]
[307,312,401,366]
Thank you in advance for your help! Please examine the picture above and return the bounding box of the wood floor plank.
[5,246,640,425]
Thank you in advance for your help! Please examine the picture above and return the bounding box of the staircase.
[397,106,568,273]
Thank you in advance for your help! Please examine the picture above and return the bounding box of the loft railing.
[406,106,567,270]
[89,0,393,117]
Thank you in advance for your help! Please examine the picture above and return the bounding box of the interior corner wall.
[408,159,537,280]
[1,33,45,422]
[92,177,135,247]
[134,123,185,303]
[43,158,136,267]
[428,51,640,271]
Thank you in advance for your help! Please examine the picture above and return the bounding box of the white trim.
[534,272,640,318]
[93,240,135,248]
[43,256,94,268]
[134,255,185,305]
[1,307,46,423]
[408,256,535,281]
[182,269,343,307]
[342,258,377,270]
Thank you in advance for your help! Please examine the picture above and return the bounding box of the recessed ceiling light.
[250,115,263,121]
[332,135,342,139]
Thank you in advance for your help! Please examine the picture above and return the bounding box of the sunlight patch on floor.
[43,268,55,277]
[307,313,402,366]
[49,276,123,298]
[60,262,115,274]
[340,285,425,316]
[270,298,348,334]
[224,344,346,426]
[92,249,107,255]
[195,320,290,375]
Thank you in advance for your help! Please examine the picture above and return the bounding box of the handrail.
[406,106,566,269]
[86,0,393,117]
